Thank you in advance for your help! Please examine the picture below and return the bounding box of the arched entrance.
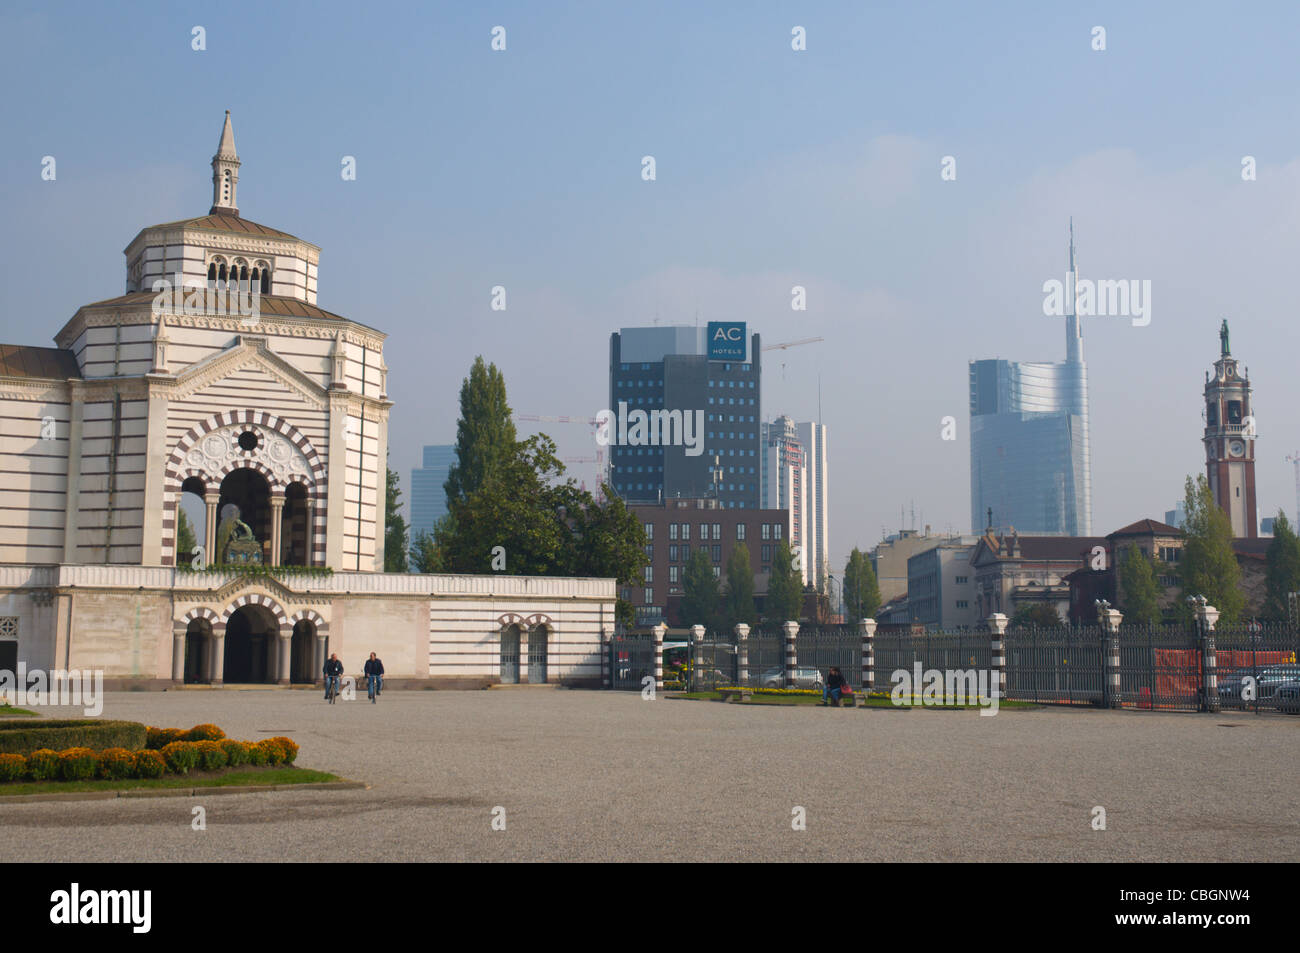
[223,604,281,683]
[219,469,272,564]
[290,619,316,684]
[526,625,548,684]
[184,619,211,683]
[283,481,310,566]
[500,624,521,684]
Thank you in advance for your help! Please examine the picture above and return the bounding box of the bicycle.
[325,675,340,704]
[367,674,382,703]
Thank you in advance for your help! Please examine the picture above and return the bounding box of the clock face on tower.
[1228,440,1245,457]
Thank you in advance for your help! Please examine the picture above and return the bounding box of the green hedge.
[0,719,147,756]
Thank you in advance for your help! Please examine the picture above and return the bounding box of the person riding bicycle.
[323,653,344,700]
[363,652,385,703]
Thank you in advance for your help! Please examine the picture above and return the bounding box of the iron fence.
[1004,626,1106,706]
[873,629,993,696]
[609,634,656,691]
[1210,622,1300,714]
[795,626,861,690]
[1114,624,1201,710]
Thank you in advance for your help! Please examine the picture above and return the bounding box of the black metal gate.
[610,635,656,691]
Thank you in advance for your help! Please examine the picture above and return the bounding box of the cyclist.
[364,652,385,703]
[323,653,343,702]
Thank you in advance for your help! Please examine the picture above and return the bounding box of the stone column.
[782,620,800,687]
[987,613,1008,703]
[735,623,750,686]
[204,491,219,565]
[652,623,666,695]
[171,627,186,684]
[1197,603,1221,713]
[1098,606,1123,708]
[313,633,327,686]
[860,617,877,694]
[690,624,706,691]
[270,495,285,567]
[210,631,226,686]
[277,630,291,686]
[600,625,612,690]
[304,498,316,566]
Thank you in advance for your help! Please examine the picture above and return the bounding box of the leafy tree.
[765,540,804,623]
[1009,603,1064,629]
[680,547,722,630]
[384,463,409,572]
[1264,510,1300,621]
[1179,474,1245,623]
[1117,543,1161,626]
[724,543,758,627]
[566,488,647,627]
[177,508,198,564]
[409,529,443,574]
[843,547,881,620]
[444,356,517,506]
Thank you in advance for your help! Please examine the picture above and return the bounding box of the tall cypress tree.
[1264,510,1300,621]
[1117,543,1161,625]
[765,540,804,623]
[724,543,758,627]
[444,356,517,506]
[1179,474,1245,623]
[680,547,721,629]
[843,547,881,621]
[384,462,409,572]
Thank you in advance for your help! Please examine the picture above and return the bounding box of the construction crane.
[762,337,824,352]
[1288,452,1300,525]
[513,414,607,500]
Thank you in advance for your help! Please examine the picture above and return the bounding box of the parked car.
[1218,664,1300,708]
[758,666,824,689]
[1271,679,1300,714]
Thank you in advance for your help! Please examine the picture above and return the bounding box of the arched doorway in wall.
[500,624,521,684]
[219,468,272,564]
[290,619,316,683]
[184,618,211,683]
[223,604,280,684]
[282,480,310,566]
[526,625,548,684]
[179,477,208,566]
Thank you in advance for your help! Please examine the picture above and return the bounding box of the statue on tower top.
[1219,319,1230,357]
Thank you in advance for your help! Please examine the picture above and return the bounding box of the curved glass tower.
[969,224,1092,535]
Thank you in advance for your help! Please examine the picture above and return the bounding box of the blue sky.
[4,1,1300,568]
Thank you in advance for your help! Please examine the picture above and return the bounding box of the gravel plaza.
[2,689,1297,863]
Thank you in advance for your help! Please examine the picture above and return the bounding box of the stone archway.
[223,604,281,684]
[162,410,326,567]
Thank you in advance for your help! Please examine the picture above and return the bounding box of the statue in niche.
[217,503,262,565]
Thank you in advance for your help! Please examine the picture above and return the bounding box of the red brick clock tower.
[1204,320,1257,538]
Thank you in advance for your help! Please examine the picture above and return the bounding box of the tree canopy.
[765,539,804,623]
[843,547,881,621]
[1179,474,1245,623]
[1264,510,1300,622]
[1117,543,1161,626]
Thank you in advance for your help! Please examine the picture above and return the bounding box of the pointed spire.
[210,110,242,216]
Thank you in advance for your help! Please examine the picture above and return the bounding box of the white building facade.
[0,114,612,689]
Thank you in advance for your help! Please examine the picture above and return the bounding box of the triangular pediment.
[170,335,326,409]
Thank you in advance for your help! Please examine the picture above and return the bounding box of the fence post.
[1197,603,1221,713]
[652,623,666,695]
[690,624,706,692]
[987,613,1008,702]
[859,618,877,695]
[782,620,800,687]
[735,623,750,686]
[1099,606,1123,708]
[601,625,611,690]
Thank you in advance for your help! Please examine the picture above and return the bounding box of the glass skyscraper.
[410,445,456,540]
[969,227,1092,536]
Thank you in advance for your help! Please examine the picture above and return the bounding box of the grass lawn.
[0,706,38,717]
[0,765,340,797]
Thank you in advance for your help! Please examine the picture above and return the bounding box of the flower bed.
[0,723,299,783]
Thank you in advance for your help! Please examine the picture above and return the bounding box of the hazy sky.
[3,1,1299,574]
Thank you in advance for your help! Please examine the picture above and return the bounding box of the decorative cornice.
[169,339,327,409]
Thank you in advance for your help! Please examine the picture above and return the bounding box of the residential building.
[906,537,981,630]
[970,527,1105,622]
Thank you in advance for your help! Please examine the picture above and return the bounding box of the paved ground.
[2,689,1296,862]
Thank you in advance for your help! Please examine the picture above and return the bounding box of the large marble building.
[0,114,612,688]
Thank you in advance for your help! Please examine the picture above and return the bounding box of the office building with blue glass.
[969,228,1092,536]
[608,325,762,508]
[409,444,456,540]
